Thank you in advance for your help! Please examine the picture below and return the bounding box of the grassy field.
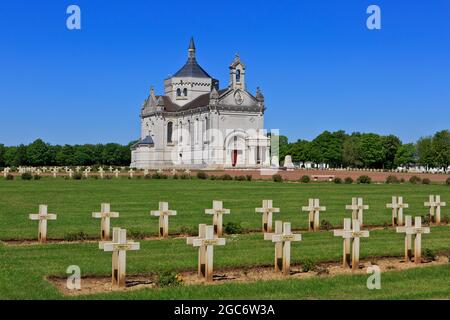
[0,177,449,299]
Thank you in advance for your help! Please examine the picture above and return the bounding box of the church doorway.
[231,150,238,167]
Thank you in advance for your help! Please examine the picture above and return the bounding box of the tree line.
[278,130,449,170]
[0,139,134,167]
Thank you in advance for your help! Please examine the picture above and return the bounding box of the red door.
[232,150,238,167]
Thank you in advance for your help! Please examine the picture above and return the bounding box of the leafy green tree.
[358,133,384,168]
[342,133,362,168]
[287,139,311,163]
[309,131,347,167]
[416,136,434,167]
[381,135,401,169]
[0,144,5,167]
[394,143,417,167]
[431,130,450,168]
[26,139,53,166]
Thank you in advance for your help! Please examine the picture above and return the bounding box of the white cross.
[386,196,409,226]
[84,169,90,178]
[264,221,301,275]
[333,219,369,270]
[184,169,191,175]
[109,166,113,172]
[332,218,352,268]
[171,169,177,176]
[424,195,446,224]
[99,227,140,288]
[76,166,81,173]
[256,200,280,232]
[92,203,120,241]
[150,202,177,237]
[98,167,105,179]
[51,167,58,178]
[190,225,225,282]
[29,205,57,243]
[205,200,230,237]
[3,167,10,177]
[128,168,134,178]
[187,224,207,278]
[301,198,326,231]
[114,169,120,178]
[144,168,149,176]
[396,215,414,262]
[345,197,369,226]
[405,217,430,264]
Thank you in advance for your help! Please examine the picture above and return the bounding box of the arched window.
[176,88,181,96]
[236,69,241,83]
[183,88,187,96]
[167,122,173,143]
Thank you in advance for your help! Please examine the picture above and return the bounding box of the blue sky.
[0,0,449,146]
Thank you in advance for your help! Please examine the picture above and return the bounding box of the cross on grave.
[345,197,369,226]
[386,196,409,226]
[396,215,414,262]
[424,195,446,224]
[404,217,430,264]
[98,167,105,179]
[171,169,177,176]
[332,218,352,268]
[144,168,149,176]
[264,221,301,275]
[255,200,280,232]
[128,168,134,178]
[333,219,369,270]
[76,166,81,173]
[114,168,120,178]
[301,198,326,231]
[150,202,177,237]
[84,169,90,178]
[186,224,207,278]
[51,167,58,178]
[68,169,73,178]
[205,200,230,237]
[184,169,191,175]
[109,166,113,173]
[29,205,57,242]
[99,227,140,288]
[190,225,225,282]
[92,203,119,241]
[3,167,10,177]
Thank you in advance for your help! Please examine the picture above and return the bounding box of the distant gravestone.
[51,167,58,178]
[150,202,177,237]
[264,221,301,275]
[98,167,105,179]
[92,203,119,241]
[3,167,10,178]
[205,200,230,237]
[271,155,279,168]
[255,200,280,233]
[301,198,326,231]
[99,227,140,288]
[29,205,57,243]
[283,155,295,170]
[114,169,120,178]
[386,196,409,226]
[424,195,446,224]
[128,168,134,178]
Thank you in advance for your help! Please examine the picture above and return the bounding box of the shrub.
[300,175,310,183]
[272,174,283,182]
[246,175,252,181]
[234,175,246,181]
[152,172,168,179]
[156,271,183,287]
[422,248,436,262]
[172,174,179,179]
[421,214,431,225]
[409,175,422,184]
[209,175,217,180]
[220,174,233,181]
[357,175,371,184]
[64,231,88,241]
[344,177,353,184]
[33,175,41,180]
[446,177,450,186]
[144,174,152,179]
[385,175,400,184]
[400,178,405,183]
[6,174,14,180]
[300,258,316,272]
[196,171,208,180]
[180,173,190,180]
[333,177,343,184]
[320,219,333,231]
[73,173,83,180]
[422,178,431,185]
[21,172,33,180]
[224,222,244,234]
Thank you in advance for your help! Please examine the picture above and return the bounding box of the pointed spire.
[188,37,196,59]
[150,85,155,98]
[256,87,264,102]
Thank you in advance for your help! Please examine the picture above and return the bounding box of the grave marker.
[98,167,105,179]
[424,195,446,224]
[114,168,120,178]
[301,198,326,231]
[29,205,57,242]
[92,203,119,240]
[396,215,413,261]
[405,217,430,264]
[99,228,140,288]
[345,197,369,226]
[191,225,225,282]
[150,202,177,237]
[333,219,369,270]
[332,218,352,267]
[386,196,409,226]
[187,224,207,277]
[205,200,230,237]
[255,200,280,232]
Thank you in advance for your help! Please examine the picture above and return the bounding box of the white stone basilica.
[130,38,270,169]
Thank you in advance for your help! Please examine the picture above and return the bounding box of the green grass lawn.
[0,178,449,299]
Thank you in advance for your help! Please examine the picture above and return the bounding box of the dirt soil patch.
[49,255,449,296]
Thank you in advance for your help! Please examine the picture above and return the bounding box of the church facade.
[130,39,270,169]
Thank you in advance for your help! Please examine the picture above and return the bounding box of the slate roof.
[135,136,154,146]
[172,57,212,78]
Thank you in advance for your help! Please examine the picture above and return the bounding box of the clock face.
[234,90,244,105]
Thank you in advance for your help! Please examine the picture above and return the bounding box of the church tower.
[229,54,246,90]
